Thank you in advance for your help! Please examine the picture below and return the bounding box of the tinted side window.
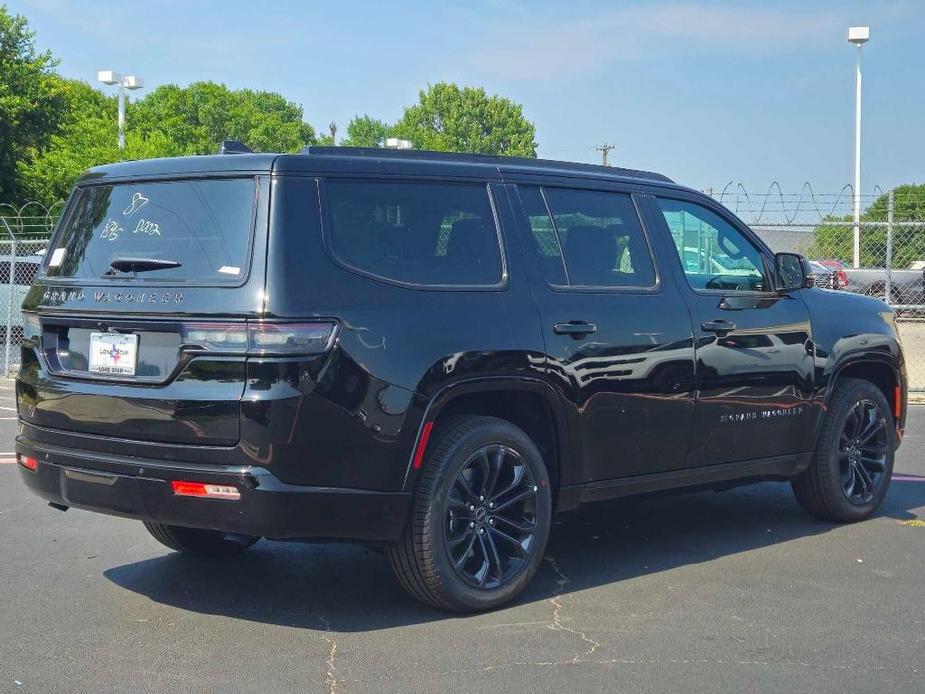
[324,180,503,286]
[517,186,567,285]
[543,188,656,287]
[656,198,768,292]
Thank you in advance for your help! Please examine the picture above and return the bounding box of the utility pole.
[329,121,337,144]
[595,143,614,166]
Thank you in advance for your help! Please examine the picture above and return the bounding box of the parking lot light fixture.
[848,26,870,269]
[97,70,145,150]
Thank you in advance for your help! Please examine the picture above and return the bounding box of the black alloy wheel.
[387,415,552,612]
[839,399,889,505]
[792,377,895,522]
[444,444,539,589]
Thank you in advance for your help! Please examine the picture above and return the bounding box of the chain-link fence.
[712,185,925,390]
[1,191,925,387]
[0,203,58,376]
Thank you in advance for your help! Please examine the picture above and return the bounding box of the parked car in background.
[816,259,849,289]
[843,265,925,307]
[0,253,44,340]
[807,261,839,290]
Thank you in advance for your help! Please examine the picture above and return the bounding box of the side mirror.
[775,253,813,291]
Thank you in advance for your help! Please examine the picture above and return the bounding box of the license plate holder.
[89,332,138,376]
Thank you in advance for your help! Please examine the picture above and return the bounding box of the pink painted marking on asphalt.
[891,474,925,482]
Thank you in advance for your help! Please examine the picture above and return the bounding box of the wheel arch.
[826,354,905,431]
[402,378,569,502]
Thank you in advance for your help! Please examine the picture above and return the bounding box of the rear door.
[19,175,269,446]
[642,192,816,467]
[509,182,696,485]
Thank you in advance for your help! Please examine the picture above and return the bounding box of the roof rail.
[219,139,253,155]
[301,146,673,183]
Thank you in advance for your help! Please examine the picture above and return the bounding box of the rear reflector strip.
[17,454,37,472]
[412,421,434,470]
[170,480,241,500]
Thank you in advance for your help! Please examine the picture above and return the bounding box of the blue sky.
[10,0,925,196]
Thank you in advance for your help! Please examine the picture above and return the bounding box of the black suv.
[16,147,907,611]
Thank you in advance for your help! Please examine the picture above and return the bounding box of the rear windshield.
[45,178,257,283]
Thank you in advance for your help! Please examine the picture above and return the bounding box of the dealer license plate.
[89,332,138,376]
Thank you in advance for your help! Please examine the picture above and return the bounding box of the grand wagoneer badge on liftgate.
[40,288,183,305]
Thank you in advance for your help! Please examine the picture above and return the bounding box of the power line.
[595,142,615,166]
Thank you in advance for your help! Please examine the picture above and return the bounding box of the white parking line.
[0,406,16,412]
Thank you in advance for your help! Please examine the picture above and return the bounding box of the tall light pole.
[848,26,869,268]
[97,70,144,150]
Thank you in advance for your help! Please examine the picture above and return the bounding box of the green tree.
[0,6,68,203]
[809,184,925,268]
[391,83,536,156]
[342,115,393,148]
[18,79,326,204]
[130,82,318,155]
[17,78,179,205]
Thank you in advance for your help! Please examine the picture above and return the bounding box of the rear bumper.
[15,434,411,543]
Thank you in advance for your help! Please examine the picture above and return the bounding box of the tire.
[387,415,552,612]
[143,521,260,556]
[792,378,895,522]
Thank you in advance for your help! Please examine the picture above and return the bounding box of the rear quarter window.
[323,180,504,287]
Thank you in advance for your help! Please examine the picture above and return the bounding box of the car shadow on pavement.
[104,479,925,632]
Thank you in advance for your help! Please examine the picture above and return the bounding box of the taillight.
[181,322,248,351]
[17,454,38,472]
[181,321,337,356]
[248,322,336,355]
[171,480,241,500]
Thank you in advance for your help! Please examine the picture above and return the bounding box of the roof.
[80,147,675,187]
[79,154,279,183]
[297,146,674,185]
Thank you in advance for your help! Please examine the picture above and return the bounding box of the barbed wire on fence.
[0,201,65,237]
[708,182,895,225]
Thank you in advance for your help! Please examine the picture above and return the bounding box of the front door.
[509,183,696,485]
[645,193,816,467]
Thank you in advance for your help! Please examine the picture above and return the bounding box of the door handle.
[554,321,597,339]
[702,319,736,336]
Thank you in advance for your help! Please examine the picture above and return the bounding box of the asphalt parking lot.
[1,384,923,693]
